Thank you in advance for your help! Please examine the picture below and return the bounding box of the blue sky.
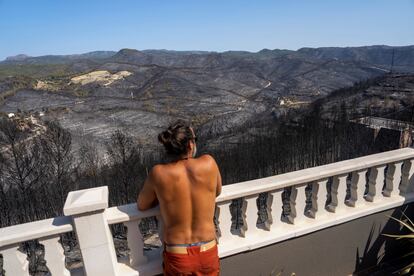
[0,0,413,60]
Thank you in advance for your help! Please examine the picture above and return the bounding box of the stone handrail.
[105,147,414,223]
[0,217,73,276]
[217,147,414,201]
[2,148,414,276]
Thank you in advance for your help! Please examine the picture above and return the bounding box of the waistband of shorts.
[166,239,216,247]
[165,239,217,254]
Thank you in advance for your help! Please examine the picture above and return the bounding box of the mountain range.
[1,45,413,154]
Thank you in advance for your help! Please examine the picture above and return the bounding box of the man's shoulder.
[151,154,217,172]
[196,154,218,170]
[151,163,163,171]
[197,154,216,163]
[149,164,165,178]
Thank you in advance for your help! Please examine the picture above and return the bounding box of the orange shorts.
[163,243,220,275]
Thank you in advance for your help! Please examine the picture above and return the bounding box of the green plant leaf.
[399,263,414,275]
[401,211,414,228]
[400,250,414,259]
[386,215,414,232]
[383,233,414,239]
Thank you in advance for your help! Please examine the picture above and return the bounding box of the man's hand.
[137,166,159,211]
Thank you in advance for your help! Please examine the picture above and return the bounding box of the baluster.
[291,184,309,224]
[286,188,295,224]
[264,189,283,230]
[349,169,368,207]
[39,235,70,276]
[366,165,386,202]
[401,159,414,194]
[384,162,403,197]
[315,178,330,217]
[216,200,234,243]
[124,220,148,267]
[328,174,348,212]
[308,182,318,218]
[1,244,29,276]
[240,195,259,237]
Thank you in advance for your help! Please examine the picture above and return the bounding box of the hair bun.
[158,130,170,145]
[158,120,194,155]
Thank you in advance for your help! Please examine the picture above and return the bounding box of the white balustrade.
[349,169,368,207]
[315,178,330,218]
[0,216,73,276]
[1,244,29,276]
[328,174,348,212]
[39,235,70,276]
[291,184,309,223]
[308,182,318,218]
[240,195,260,237]
[264,189,284,230]
[384,162,403,197]
[2,148,414,275]
[401,159,414,194]
[63,186,119,276]
[124,220,147,267]
[215,200,234,243]
[286,188,295,224]
[366,165,386,202]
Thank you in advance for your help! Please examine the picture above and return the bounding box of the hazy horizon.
[3,44,414,61]
[1,0,414,60]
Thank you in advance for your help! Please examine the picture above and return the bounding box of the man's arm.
[137,166,159,211]
[205,154,222,197]
[216,163,222,197]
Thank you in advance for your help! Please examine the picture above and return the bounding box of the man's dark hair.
[158,120,195,156]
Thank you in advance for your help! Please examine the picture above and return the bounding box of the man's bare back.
[137,120,222,275]
[138,154,221,244]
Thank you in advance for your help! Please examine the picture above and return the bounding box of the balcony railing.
[2,148,414,276]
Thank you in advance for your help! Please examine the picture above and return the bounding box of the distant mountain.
[106,45,414,72]
[5,54,31,61]
[111,48,229,68]
[297,45,414,72]
[76,51,117,60]
[142,49,211,55]
[3,45,414,71]
[2,51,117,65]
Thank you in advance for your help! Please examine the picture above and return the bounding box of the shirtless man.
[137,120,222,275]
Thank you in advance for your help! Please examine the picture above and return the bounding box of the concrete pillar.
[64,186,120,276]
